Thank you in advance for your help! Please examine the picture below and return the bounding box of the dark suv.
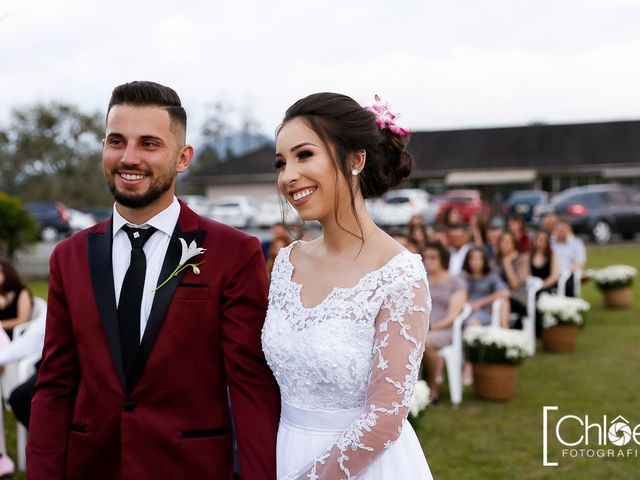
[503,190,549,224]
[549,184,640,244]
[25,202,72,241]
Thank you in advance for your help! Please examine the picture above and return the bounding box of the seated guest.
[551,218,586,297]
[266,235,292,279]
[408,214,425,229]
[541,212,559,236]
[447,223,472,276]
[462,247,510,328]
[441,207,464,228]
[391,232,417,253]
[530,229,560,336]
[421,242,467,402]
[485,216,505,267]
[261,222,291,259]
[507,214,531,254]
[0,260,32,339]
[530,230,560,292]
[432,225,449,247]
[408,223,430,253]
[0,306,46,431]
[461,247,510,384]
[495,231,530,325]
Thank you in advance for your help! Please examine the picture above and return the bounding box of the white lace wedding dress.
[262,242,433,479]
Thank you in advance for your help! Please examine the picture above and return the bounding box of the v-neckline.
[283,242,411,310]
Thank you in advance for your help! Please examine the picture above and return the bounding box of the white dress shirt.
[448,243,471,276]
[112,197,180,340]
[551,235,586,272]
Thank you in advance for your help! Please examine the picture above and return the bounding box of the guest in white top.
[551,218,586,297]
[447,223,472,276]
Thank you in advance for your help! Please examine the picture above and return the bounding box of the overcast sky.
[1,0,639,142]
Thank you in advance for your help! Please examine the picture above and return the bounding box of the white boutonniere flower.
[154,238,206,291]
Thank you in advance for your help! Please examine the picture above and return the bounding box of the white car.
[180,195,211,216]
[370,189,437,227]
[253,194,302,228]
[68,209,97,232]
[209,195,257,228]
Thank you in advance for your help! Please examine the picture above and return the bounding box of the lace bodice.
[262,242,431,479]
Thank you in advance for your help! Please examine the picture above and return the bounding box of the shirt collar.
[112,196,180,238]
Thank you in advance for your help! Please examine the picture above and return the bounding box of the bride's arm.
[282,265,430,480]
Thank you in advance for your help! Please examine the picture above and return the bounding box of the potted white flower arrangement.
[463,326,528,401]
[593,265,636,309]
[408,380,430,426]
[537,293,590,352]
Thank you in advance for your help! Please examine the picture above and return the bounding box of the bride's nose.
[279,161,301,188]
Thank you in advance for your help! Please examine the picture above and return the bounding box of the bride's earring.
[351,169,360,176]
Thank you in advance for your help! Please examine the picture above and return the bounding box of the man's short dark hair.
[107,81,187,140]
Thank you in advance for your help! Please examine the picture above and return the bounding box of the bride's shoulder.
[376,233,423,273]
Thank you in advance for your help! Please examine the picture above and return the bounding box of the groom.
[27,81,280,479]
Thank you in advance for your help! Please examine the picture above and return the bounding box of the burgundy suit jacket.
[27,202,280,479]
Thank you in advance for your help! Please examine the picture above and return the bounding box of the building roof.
[409,120,640,176]
[191,120,640,184]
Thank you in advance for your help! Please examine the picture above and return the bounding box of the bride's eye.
[297,150,312,160]
[274,159,285,170]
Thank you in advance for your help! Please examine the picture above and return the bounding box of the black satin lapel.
[87,222,126,390]
[130,226,207,392]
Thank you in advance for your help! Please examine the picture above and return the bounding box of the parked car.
[209,195,257,228]
[547,184,640,244]
[25,202,72,242]
[503,190,549,224]
[85,206,113,223]
[179,195,211,216]
[369,189,437,227]
[253,194,301,228]
[68,209,97,232]
[436,189,491,224]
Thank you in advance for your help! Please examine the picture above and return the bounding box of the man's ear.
[176,145,194,173]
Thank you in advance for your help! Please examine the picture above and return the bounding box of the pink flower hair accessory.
[365,94,409,137]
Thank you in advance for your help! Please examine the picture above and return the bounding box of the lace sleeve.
[282,264,431,480]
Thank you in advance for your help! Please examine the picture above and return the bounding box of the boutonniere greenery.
[154,238,206,291]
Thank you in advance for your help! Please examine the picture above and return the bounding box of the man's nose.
[120,145,141,165]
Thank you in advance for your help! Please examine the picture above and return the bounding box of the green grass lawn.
[416,244,640,479]
[4,245,639,479]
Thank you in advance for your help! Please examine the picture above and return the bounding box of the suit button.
[123,400,136,412]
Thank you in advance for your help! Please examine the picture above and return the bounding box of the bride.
[262,93,433,479]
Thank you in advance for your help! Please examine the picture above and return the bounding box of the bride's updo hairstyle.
[277,92,413,238]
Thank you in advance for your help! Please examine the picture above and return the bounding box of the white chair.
[15,352,40,470]
[0,296,47,471]
[558,269,582,297]
[437,303,472,407]
[523,277,544,356]
[490,298,505,327]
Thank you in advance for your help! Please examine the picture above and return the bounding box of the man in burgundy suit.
[27,81,280,479]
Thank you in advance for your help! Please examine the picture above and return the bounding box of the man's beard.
[107,167,176,209]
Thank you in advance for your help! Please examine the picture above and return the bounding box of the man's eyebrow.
[290,142,318,152]
[105,132,124,139]
[139,135,166,143]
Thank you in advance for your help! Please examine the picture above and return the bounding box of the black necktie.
[118,225,157,388]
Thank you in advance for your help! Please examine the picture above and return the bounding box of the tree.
[0,102,112,208]
[0,192,39,260]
